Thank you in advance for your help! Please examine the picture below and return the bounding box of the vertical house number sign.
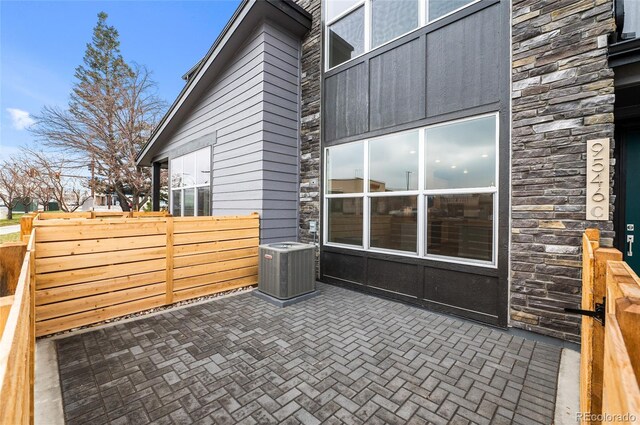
[586,138,610,221]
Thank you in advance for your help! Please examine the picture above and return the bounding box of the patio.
[52,283,563,425]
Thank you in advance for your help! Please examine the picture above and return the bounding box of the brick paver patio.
[56,283,562,424]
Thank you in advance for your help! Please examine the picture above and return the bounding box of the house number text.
[586,138,609,221]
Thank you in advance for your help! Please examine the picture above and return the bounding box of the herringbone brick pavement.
[56,283,562,424]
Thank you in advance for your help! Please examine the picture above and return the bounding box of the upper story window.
[616,0,640,41]
[325,0,480,70]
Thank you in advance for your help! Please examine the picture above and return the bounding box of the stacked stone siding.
[511,0,616,341]
[295,0,322,261]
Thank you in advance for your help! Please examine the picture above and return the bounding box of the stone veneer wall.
[511,0,616,342]
[295,0,322,267]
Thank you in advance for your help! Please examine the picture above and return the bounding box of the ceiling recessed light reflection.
[451,165,456,169]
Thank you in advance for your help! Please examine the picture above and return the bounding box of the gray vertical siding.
[153,21,303,243]
[324,63,369,142]
[369,38,426,131]
[425,5,501,117]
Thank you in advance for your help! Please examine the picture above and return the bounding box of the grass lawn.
[0,232,20,243]
[0,213,24,227]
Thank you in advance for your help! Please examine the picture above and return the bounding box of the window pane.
[182,152,196,187]
[328,7,365,68]
[326,142,364,194]
[429,0,476,21]
[427,193,493,261]
[327,198,363,245]
[196,147,211,185]
[370,196,417,252]
[372,0,419,47]
[172,190,182,217]
[622,0,640,39]
[197,187,210,216]
[170,158,182,188]
[369,131,419,192]
[327,0,361,21]
[425,116,496,190]
[184,188,195,216]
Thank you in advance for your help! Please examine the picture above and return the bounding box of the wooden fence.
[31,213,259,336]
[0,230,35,425]
[581,229,640,424]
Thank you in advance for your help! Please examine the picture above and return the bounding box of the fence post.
[165,217,174,305]
[28,232,35,424]
[19,215,34,243]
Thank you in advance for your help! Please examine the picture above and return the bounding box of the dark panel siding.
[424,267,499,316]
[367,258,421,297]
[426,4,501,117]
[324,63,369,142]
[369,38,426,131]
[322,251,365,284]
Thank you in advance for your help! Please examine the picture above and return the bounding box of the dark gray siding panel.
[324,63,368,142]
[426,4,501,117]
[369,38,426,131]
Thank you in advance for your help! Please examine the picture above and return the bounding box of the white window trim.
[323,112,499,268]
[324,0,483,72]
[169,146,212,217]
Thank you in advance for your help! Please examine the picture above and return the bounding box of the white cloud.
[6,108,35,130]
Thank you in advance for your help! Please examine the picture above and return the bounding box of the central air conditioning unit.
[255,242,316,306]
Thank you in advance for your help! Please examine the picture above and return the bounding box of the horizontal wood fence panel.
[35,270,166,306]
[174,247,258,268]
[173,227,259,245]
[35,246,167,274]
[35,222,167,242]
[174,257,257,280]
[36,234,167,259]
[173,238,260,257]
[31,213,260,336]
[174,266,258,291]
[173,218,259,234]
[33,217,168,226]
[36,212,91,220]
[36,283,166,321]
[36,294,165,336]
[36,258,167,289]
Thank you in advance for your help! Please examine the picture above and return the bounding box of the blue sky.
[0,0,241,160]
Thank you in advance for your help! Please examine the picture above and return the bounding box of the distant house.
[139,0,639,342]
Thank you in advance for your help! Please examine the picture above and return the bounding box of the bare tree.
[18,150,91,212]
[31,12,165,211]
[0,158,34,219]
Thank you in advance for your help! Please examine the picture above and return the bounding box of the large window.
[324,114,498,265]
[325,0,479,69]
[170,147,211,217]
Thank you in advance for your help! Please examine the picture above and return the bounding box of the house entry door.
[624,130,640,273]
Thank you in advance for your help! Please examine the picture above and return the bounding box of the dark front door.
[624,130,640,273]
